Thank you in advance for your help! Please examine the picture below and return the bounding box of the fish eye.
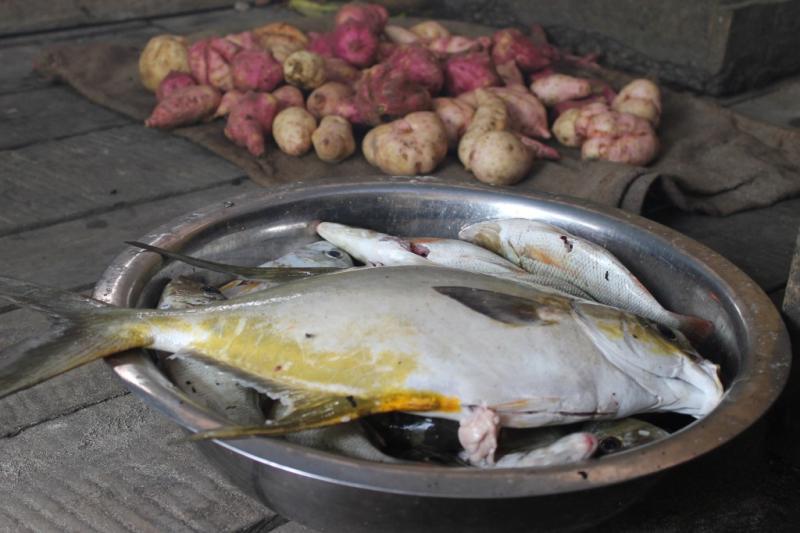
[598,436,623,454]
[325,250,343,258]
[657,324,677,340]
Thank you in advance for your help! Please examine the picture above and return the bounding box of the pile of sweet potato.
[139,2,662,186]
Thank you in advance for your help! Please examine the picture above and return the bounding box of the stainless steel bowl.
[95,178,790,533]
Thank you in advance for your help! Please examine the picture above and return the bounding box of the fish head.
[573,302,724,417]
[316,222,430,266]
[582,418,670,456]
[158,276,226,310]
[271,241,355,269]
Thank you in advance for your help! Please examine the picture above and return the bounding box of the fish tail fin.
[674,313,715,343]
[0,276,147,399]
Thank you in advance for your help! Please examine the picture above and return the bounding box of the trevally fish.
[316,222,591,298]
[0,266,722,464]
[219,240,354,298]
[459,218,714,339]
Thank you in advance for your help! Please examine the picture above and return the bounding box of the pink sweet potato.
[225,31,258,50]
[188,39,211,85]
[491,28,551,73]
[444,50,500,96]
[156,71,196,102]
[209,37,241,62]
[224,92,279,157]
[231,49,283,92]
[308,32,336,57]
[334,2,388,34]
[353,63,432,125]
[187,37,242,92]
[145,85,220,129]
[385,45,444,96]
[207,47,234,91]
[332,22,379,68]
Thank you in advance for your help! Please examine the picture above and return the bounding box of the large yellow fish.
[0,266,722,464]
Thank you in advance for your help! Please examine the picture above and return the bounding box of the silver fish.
[157,276,264,425]
[458,218,713,339]
[219,241,354,298]
[316,222,590,298]
[0,267,722,464]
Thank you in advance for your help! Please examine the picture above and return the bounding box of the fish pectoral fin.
[433,286,564,326]
[125,241,342,282]
[189,392,459,441]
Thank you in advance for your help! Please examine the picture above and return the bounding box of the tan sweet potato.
[362,111,447,175]
[312,116,356,163]
[273,107,317,156]
[139,35,190,92]
[284,51,327,90]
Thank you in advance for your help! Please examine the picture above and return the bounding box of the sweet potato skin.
[231,49,283,92]
[145,85,221,129]
[444,51,500,96]
[332,22,379,68]
[155,71,196,103]
[224,92,279,157]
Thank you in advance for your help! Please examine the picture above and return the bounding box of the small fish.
[459,218,714,339]
[0,266,722,464]
[219,241,354,298]
[315,222,431,267]
[583,417,670,456]
[157,276,265,425]
[316,222,590,298]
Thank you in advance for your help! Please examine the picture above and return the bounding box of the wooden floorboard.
[0,87,131,150]
[0,44,48,94]
[0,394,274,532]
[150,5,315,38]
[0,1,230,37]
[0,125,246,236]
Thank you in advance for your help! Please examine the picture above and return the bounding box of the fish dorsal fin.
[126,241,342,281]
[189,391,459,441]
[433,286,564,326]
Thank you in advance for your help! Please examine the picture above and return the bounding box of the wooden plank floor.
[0,4,798,532]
